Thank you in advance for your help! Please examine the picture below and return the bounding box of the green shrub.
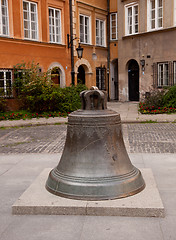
[13,61,87,113]
[141,89,165,110]
[163,85,176,108]
[139,87,176,114]
[0,98,7,112]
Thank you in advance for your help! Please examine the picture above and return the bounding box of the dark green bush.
[139,85,176,114]
[0,98,7,112]
[13,61,87,113]
[141,89,165,110]
[163,85,176,108]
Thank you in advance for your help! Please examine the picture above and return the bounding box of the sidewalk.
[0,102,176,239]
[0,153,176,240]
[0,102,176,128]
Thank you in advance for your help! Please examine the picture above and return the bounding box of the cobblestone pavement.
[0,123,176,154]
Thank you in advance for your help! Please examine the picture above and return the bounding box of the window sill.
[110,39,118,42]
[0,37,66,47]
[95,45,107,49]
[122,26,176,39]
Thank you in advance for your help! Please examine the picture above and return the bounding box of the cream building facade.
[118,0,176,101]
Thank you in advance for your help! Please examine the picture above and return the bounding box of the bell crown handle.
[80,87,107,110]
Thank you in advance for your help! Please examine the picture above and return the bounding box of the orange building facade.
[72,0,118,100]
[0,0,118,110]
[0,0,72,109]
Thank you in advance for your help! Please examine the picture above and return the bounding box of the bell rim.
[45,182,146,201]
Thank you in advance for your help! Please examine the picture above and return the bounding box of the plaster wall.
[118,0,176,101]
[74,0,108,89]
[1,0,71,84]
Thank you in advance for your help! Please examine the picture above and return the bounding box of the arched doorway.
[77,65,85,84]
[128,60,139,101]
[51,67,61,85]
[48,62,66,88]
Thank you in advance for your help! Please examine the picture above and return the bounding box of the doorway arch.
[77,65,85,84]
[128,59,139,101]
[51,67,61,85]
[48,62,66,88]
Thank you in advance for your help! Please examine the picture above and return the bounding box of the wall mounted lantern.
[76,43,83,59]
[67,34,83,59]
[140,59,145,71]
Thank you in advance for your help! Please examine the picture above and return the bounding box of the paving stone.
[0,123,176,154]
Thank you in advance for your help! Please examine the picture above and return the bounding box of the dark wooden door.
[128,60,139,101]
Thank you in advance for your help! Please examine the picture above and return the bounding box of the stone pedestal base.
[12,168,164,218]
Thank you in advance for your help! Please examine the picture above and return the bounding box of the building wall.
[0,0,71,97]
[72,0,108,89]
[118,0,176,101]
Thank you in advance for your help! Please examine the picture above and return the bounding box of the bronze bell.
[46,87,145,200]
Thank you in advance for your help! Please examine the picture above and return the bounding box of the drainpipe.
[107,0,110,101]
[69,0,75,85]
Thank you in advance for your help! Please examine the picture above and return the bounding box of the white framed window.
[174,62,176,85]
[79,14,90,44]
[96,19,105,46]
[125,3,138,35]
[0,69,13,97]
[0,0,9,36]
[110,13,118,40]
[158,63,169,87]
[23,0,38,40]
[147,0,163,31]
[174,0,176,26]
[49,7,61,44]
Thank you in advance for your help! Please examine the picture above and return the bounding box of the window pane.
[6,80,11,87]
[158,0,162,7]
[31,3,36,13]
[23,2,28,11]
[0,72,4,79]
[0,81,4,87]
[6,71,11,79]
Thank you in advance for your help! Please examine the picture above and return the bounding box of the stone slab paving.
[0,153,176,240]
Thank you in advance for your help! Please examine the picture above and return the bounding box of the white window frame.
[174,0,176,26]
[49,7,61,44]
[23,0,38,40]
[110,13,118,40]
[0,0,9,36]
[96,19,105,47]
[174,62,176,85]
[79,14,90,44]
[0,69,13,97]
[125,3,139,36]
[158,62,169,87]
[147,0,163,31]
